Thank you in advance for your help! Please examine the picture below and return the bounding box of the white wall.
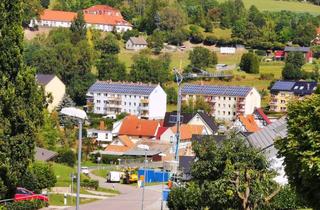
[213,96,238,121]
[188,114,214,135]
[244,88,261,115]
[45,76,65,112]
[160,128,175,143]
[148,85,167,119]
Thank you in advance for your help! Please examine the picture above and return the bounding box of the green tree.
[97,54,127,81]
[165,87,177,104]
[96,34,120,55]
[70,11,87,44]
[37,110,60,150]
[181,97,212,114]
[68,72,96,105]
[248,5,265,28]
[282,63,302,80]
[168,136,281,210]
[0,0,46,199]
[141,0,161,34]
[167,29,188,46]
[159,7,186,31]
[240,52,260,74]
[276,94,320,209]
[19,162,57,194]
[147,30,165,54]
[286,52,305,69]
[122,29,139,42]
[189,47,218,69]
[130,52,171,84]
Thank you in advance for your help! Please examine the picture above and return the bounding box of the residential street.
[65,173,168,210]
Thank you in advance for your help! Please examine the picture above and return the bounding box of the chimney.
[99,120,105,130]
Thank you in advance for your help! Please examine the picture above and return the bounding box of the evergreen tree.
[70,11,87,44]
[0,0,45,199]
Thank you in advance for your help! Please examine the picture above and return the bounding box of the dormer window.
[299,86,304,90]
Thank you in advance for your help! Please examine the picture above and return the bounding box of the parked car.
[15,187,49,204]
[81,166,90,175]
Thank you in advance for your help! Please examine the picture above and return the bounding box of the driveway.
[66,173,168,210]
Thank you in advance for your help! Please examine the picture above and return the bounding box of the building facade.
[269,81,317,112]
[86,81,167,119]
[33,5,132,32]
[36,74,65,112]
[126,37,148,51]
[181,84,261,121]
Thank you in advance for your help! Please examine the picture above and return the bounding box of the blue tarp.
[138,169,170,183]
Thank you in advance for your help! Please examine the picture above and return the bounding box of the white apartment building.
[181,84,261,121]
[86,81,167,119]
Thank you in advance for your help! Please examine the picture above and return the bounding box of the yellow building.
[36,74,66,112]
[269,81,317,112]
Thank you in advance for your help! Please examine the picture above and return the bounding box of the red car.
[14,187,49,203]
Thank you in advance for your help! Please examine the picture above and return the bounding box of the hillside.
[217,0,320,15]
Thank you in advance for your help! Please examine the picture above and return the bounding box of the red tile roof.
[40,9,131,26]
[239,115,260,132]
[119,115,159,137]
[255,108,271,125]
[40,9,76,22]
[105,135,134,152]
[83,5,120,13]
[156,127,168,139]
[171,124,204,140]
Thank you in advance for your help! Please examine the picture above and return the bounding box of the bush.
[255,49,267,56]
[56,149,76,167]
[260,73,274,80]
[81,179,99,190]
[203,35,217,46]
[5,200,46,210]
[239,52,260,74]
[269,185,308,209]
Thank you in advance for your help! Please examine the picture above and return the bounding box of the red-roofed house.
[83,5,122,17]
[234,114,260,133]
[160,124,206,143]
[156,127,168,140]
[104,135,135,155]
[34,6,132,32]
[118,115,160,139]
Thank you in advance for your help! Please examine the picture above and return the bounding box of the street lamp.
[137,144,149,210]
[159,153,167,210]
[60,107,88,210]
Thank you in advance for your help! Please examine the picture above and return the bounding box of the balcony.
[107,103,121,108]
[141,99,149,104]
[139,106,149,111]
[269,100,278,105]
[107,96,121,101]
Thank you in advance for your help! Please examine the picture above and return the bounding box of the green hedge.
[81,179,99,190]
[3,200,46,210]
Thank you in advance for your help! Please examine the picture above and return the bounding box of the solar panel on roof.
[272,81,295,91]
[88,82,157,95]
[182,84,252,97]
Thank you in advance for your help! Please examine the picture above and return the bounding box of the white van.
[107,171,121,182]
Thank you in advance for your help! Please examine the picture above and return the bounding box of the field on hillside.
[217,0,320,15]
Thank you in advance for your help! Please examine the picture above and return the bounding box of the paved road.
[66,173,168,210]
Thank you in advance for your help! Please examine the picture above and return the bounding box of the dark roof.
[284,46,310,52]
[163,112,194,127]
[196,112,219,133]
[36,74,55,86]
[128,37,147,45]
[179,156,195,175]
[88,81,157,95]
[35,147,58,162]
[271,80,317,96]
[246,117,287,159]
[182,84,253,97]
[192,134,227,145]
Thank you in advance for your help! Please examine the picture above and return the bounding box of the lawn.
[91,168,108,178]
[48,194,97,206]
[217,0,320,15]
[52,163,76,187]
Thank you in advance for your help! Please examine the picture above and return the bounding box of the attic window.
[294,86,299,90]
[299,86,304,90]
[169,115,184,123]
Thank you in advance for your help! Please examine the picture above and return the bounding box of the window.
[299,86,304,90]
[104,100,107,104]
[124,102,126,105]
[97,93,101,96]
[96,100,101,103]
[223,111,225,115]
[134,103,136,106]
[229,97,231,100]
[228,111,231,115]
[134,95,136,98]
[104,93,107,96]
[228,104,231,108]
[223,104,226,108]
[129,95,131,98]
[125,95,127,97]
[218,104,220,107]
[294,86,299,90]
[129,102,131,106]
[218,111,220,115]
[97,107,101,111]
[224,97,226,100]
[169,115,184,123]
[233,112,236,116]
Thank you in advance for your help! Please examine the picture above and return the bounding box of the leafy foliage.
[181,97,212,114]
[189,47,218,69]
[0,0,45,199]
[282,52,305,80]
[168,136,282,210]
[56,149,76,167]
[240,52,260,74]
[276,94,320,209]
